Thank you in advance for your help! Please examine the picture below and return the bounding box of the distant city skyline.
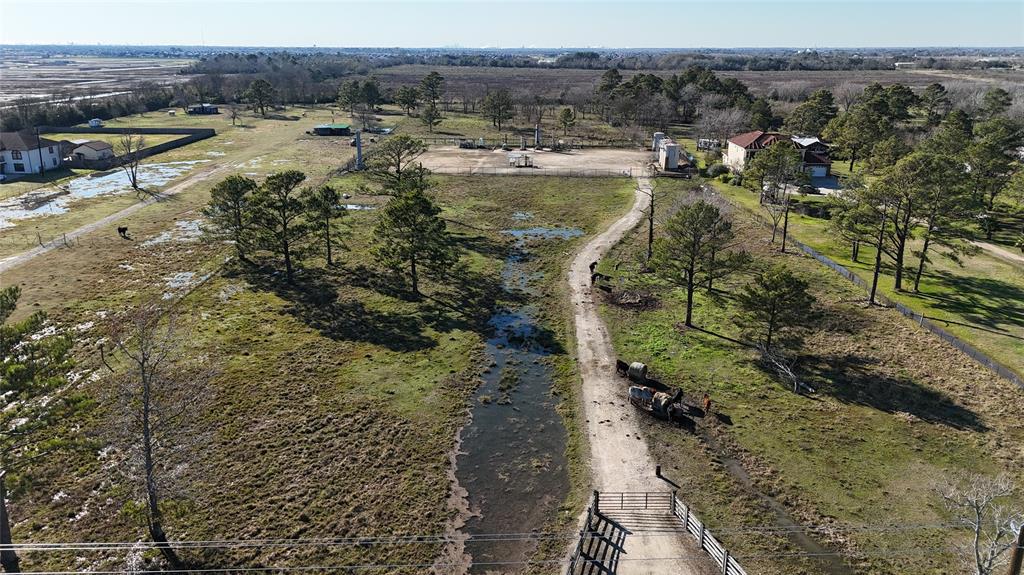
[1,0,1022,49]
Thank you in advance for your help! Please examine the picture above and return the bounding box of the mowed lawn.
[597,179,1024,575]
[709,179,1024,382]
[7,172,635,572]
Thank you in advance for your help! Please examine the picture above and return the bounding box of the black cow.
[615,359,630,376]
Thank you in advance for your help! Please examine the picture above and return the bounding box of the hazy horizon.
[1,0,1022,49]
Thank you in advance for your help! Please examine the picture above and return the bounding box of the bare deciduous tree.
[695,106,751,142]
[935,472,1022,575]
[102,302,215,570]
[117,130,146,194]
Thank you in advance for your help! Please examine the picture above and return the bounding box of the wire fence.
[788,237,1024,390]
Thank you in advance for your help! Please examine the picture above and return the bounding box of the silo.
[652,132,665,151]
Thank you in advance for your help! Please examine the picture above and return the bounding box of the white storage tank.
[659,142,680,170]
[652,132,665,151]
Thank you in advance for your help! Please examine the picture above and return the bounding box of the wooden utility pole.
[1008,523,1022,575]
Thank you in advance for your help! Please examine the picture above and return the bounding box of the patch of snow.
[164,271,196,289]
[206,151,226,157]
[74,321,95,332]
[118,263,135,271]
[52,491,68,503]
[139,219,204,248]
[30,325,59,340]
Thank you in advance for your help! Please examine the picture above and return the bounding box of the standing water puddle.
[0,160,208,228]
[456,226,583,573]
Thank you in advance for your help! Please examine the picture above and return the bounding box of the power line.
[21,545,972,575]
[3,522,969,553]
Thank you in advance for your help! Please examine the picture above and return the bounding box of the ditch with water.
[455,224,583,573]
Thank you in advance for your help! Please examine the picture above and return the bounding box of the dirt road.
[568,178,713,575]
[973,240,1024,266]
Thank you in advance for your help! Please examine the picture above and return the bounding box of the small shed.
[88,118,104,128]
[187,103,220,115]
[507,152,533,168]
[72,141,115,162]
[313,123,352,136]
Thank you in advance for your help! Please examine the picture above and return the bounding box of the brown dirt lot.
[416,146,652,174]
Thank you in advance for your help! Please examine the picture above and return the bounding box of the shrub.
[730,176,743,186]
[707,163,730,177]
[719,173,732,183]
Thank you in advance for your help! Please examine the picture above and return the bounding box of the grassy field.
[596,178,1024,575]
[709,179,1024,382]
[0,106,360,258]
[5,163,634,572]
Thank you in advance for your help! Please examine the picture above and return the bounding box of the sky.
[0,0,1021,49]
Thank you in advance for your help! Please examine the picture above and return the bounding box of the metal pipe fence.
[567,491,750,575]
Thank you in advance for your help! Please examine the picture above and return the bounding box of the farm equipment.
[615,360,693,425]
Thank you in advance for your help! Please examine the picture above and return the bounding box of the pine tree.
[250,170,311,282]
[244,79,275,117]
[395,85,420,116]
[364,135,428,192]
[304,184,347,266]
[735,264,815,351]
[785,89,837,136]
[420,71,445,109]
[373,178,458,298]
[652,199,746,327]
[203,175,257,261]
[558,107,576,135]
[420,103,443,133]
[481,89,515,131]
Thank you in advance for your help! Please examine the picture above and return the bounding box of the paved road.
[567,178,712,575]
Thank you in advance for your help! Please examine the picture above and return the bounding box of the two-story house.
[722,130,832,177]
[0,131,63,178]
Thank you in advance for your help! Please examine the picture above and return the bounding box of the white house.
[0,131,63,178]
[722,130,832,177]
[71,140,115,162]
[722,131,790,172]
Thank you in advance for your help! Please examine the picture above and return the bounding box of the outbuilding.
[313,123,352,136]
[187,103,220,115]
[71,140,115,162]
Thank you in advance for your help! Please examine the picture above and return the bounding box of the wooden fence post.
[593,490,600,514]
[699,523,705,549]
[722,550,730,574]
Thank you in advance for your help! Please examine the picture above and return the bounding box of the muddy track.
[568,178,713,575]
